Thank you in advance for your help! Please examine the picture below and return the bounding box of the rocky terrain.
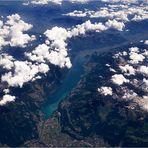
[57,43,148,147]
[0,65,64,146]
[0,39,147,147]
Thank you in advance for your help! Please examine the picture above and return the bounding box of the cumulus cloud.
[119,64,136,76]
[109,67,116,73]
[26,19,125,70]
[23,19,126,98]
[122,89,138,100]
[0,54,14,70]
[101,0,137,3]
[31,0,139,5]
[143,78,148,86]
[115,47,148,78]
[0,94,15,106]
[64,10,87,17]
[111,74,129,85]
[25,44,50,63]
[70,19,125,36]
[98,86,113,96]
[69,0,90,3]
[45,27,71,41]
[1,18,124,105]
[112,46,148,111]
[31,0,50,5]
[142,50,148,57]
[138,66,148,77]
[3,89,10,94]
[145,40,148,45]
[30,0,89,5]
[64,7,129,22]
[70,20,107,36]
[64,1,148,24]
[26,29,72,68]
[1,61,49,88]
[96,44,148,111]
[0,14,35,48]
[129,50,145,64]
[105,19,125,31]
[141,96,148,110]
[129,47,139,53]
[0,4,146,107]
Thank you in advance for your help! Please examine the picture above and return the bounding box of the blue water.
[42,55,86,118]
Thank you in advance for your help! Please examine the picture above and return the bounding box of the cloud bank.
[29,0,89,5]
[64,1,148,22]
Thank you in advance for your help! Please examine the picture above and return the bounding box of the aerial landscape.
[0,0,148,147]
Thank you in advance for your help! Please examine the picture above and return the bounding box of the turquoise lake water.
[42,55,86,119]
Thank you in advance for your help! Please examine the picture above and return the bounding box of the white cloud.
[144,40,148,45]
[113,46,148,111]
[30,0,89,5]
[64,1,148,23]
[0,20,3,28]
[27,20,125,70]
[31,0,50,5]
[0,94,15,106]
[44,27,72,68]
[138,66,148,77]
[38,63,50,74]
[44,26,71,41]
[98,86,113,96]
[122,51,128,56]
[142,50,148,57]
[64,8,129,22]
[122,89,138,100]
[31,0,143,5]
[64,10,87,17]
[70,20,107,36]
[109,67,116,73]
[0,37,7,48]
[129,51,145,64]
[65,14,125,31]
[143,78,148,86]
[0,14,35,49]
[3,89,10,94]
[119,64,135,76]
[111,74,129,85]
[1,61,49,88]
[97,45,148,111]
[25,43,50,63]
[101,0,137,3]
[1,18,125,105]
[132,13,148,21]
[141,96,148,110]
[105,19,125,31]
[0,54,14,70]
[129,47,139,53]
[1,5,146,106]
